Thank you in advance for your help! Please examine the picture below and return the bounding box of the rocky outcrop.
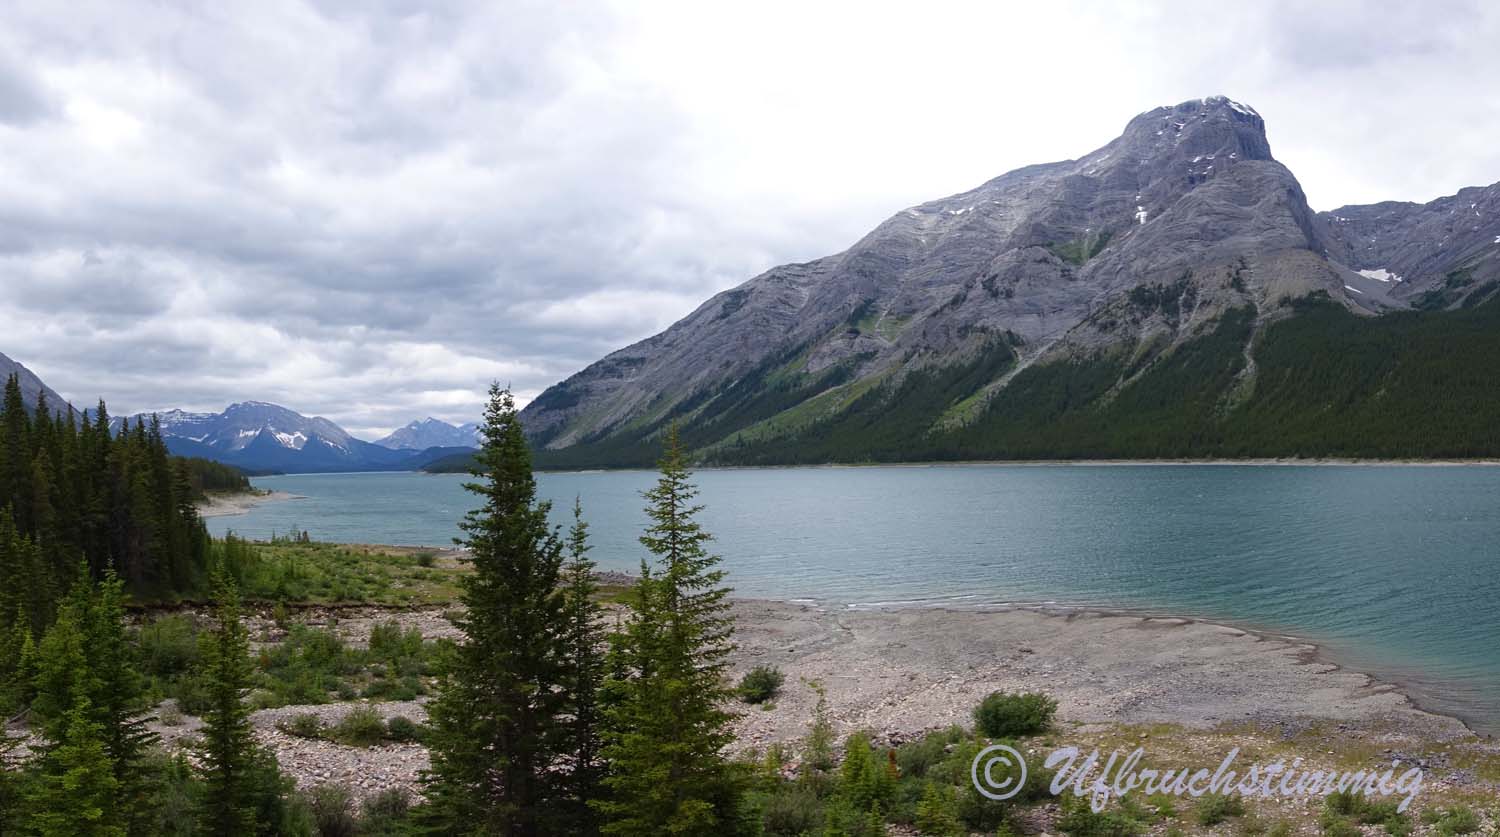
[520,97,1500,463]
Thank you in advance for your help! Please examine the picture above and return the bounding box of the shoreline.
[723,598,1479,754]
[197,489,302,518]
[207,529,1494,737]
[835,595,1489,737]
[532,457,1500,474]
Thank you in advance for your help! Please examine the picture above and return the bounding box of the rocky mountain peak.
[1117,96,1271,163]
[519,96,1500,465]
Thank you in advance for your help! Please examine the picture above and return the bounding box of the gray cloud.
[2,0,1499,437]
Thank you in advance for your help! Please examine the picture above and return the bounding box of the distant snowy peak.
[373,417,481,450]
[124,401,359,454]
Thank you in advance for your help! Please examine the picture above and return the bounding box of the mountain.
[0,351,71,413]
[124,401,458,474]
[373,417,480,450]
[519,96,1500,466]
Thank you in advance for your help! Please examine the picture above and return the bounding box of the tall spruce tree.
[195,566,258,836]
[24,585,125,837]
[556,498,606,834]
[422,384,571,836]
[23,696,123,837]
[595,426,739,836]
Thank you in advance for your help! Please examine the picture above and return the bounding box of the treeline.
[0,376,213,630]
[178,458,253,497]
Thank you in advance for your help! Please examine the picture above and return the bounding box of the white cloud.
[2,0,1498,436]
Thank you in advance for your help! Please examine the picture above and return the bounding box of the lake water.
[210,465,1500,731]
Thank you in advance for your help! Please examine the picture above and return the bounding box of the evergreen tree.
[195,566,258,836]
[422,384,571,836]
[23,696,124,837]
[556,498,606,834]
[595,426,739,836]
[83,571,159,833]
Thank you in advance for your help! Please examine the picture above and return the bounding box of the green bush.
[1423,806,1480,835]
[359,788,414,835]
[738,665,786,704]
[913,782,962,836]
[306,784,358,837]
[384,715,424,743]
[327,706,388,747]
[972,691,1057,738]
[1320,816,1362,837]
[137,615,201,677]
[896,726,967,779]
[759,785,823,836]
[1194,794,1245,825]
[1056,797,1142,837]
[278,712,325,740]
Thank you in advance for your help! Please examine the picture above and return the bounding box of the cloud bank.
[3,0,1497,437]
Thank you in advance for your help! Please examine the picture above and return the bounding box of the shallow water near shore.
[210,464,1500,732]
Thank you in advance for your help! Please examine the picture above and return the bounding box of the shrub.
[913,782,962,836]
[360,788,413,835]
[278,712,325,740]
[414,552,437,568]
[738,665,786,704]
[1423,806,1480,835]
[1056,797,1142,837]
[137,615,201,677]
[973,691,1057,738]
[896,726,967,779]
[1194,794,1245,825]
[306,784,358,837]
[328,706,387,747]
[1320,817,1361,837]
[759,785,823,836]
[384,715,424,743]
[157,702,184,727]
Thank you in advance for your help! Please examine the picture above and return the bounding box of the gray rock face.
[1320,183,1500,305]
[0,351,70,413]
[521,97,1500,455]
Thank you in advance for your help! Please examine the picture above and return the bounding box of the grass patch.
[212,537,467,606]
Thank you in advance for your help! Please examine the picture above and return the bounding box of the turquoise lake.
[209,465,1500,731]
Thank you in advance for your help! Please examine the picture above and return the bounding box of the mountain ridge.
[517,96,1500,467]
[373,417,480,450]
[118,402,475,474]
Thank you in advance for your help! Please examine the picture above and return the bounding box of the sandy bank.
[197,490,301,518]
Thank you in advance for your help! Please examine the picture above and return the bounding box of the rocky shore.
[138,598,1498,816]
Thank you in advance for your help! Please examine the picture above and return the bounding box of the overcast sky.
[4,0,1498,438]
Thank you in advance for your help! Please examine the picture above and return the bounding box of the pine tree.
[24,580,126,837]
[556,498,607,834]
[23,695,124,837]
[595,426,740,836]
[83,571,159,833]
[195,566,257,836]
[422,384,571,836]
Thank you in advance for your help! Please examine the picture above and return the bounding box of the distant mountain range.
[2,351,479,474]
[519,95,1500,466]
[373,417,480,450]
[115,402,476,474]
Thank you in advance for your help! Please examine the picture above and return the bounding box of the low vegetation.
[276,708,427,747]
[137,615,446,711]
[212,538,465,606]
[738,665,786,704]
[973,690,1058,738]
